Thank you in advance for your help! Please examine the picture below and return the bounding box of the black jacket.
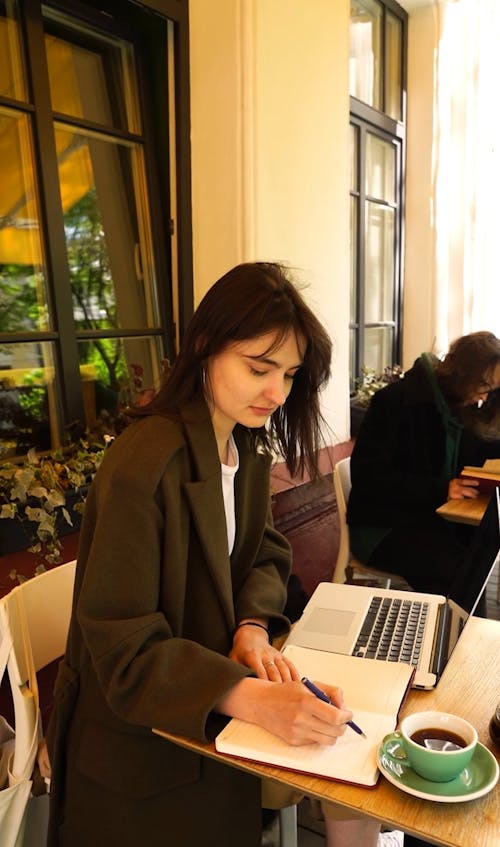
[347,356,499,557]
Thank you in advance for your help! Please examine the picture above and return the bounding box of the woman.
[347,331,500,595]
[46,262,382,847]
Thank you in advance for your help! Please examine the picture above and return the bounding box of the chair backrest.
[332,457,352,583]
[0,560,76,781]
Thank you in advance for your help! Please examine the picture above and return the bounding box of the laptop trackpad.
[303,607,357,636]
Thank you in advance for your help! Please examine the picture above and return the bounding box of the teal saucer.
[377,733,499,802]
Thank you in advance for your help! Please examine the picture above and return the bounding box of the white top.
[221,434,239,554]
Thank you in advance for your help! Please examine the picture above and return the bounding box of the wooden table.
[154,617,500,847]
[436,494,490,526]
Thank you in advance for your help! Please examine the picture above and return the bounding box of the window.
[349,0,406,388]
[0,0,191,457]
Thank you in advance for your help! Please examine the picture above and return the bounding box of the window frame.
[1,0,192,444]
[349,0,407,389]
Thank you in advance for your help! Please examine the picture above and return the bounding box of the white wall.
[189,0,485,439]
[404,4,438,367]
[189,0,351,444]
[189,0,244,296]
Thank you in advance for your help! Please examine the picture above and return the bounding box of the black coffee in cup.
[410,727,467,752]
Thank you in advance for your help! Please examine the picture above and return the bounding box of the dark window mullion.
[381,2,386,115]
[75,328,164,340]
[350,116,364,384]
[393,137,403,366]
[52,111,145,144]
[22,0,85,426]
[357,125,368,379]
[133,19,176,363]
[171,9,193,339]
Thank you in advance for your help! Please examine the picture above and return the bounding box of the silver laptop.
[285,488,500,689]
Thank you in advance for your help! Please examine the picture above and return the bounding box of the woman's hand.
[448,477,480,499]
[229,623,300,682]
[216,677,353,747]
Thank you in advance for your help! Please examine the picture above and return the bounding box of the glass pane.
[0,0,26,101]
[350,123,359,191]
[0,341,59,456]
[366,133,395,202]
[78,335,165,429]
[386,12,403,122]
[44,11,141,133]
[364,202,395,322]
[350,196,358,324]
[54,126,158,332]
[0,109,50,331]
[363,326,394,373]
[349,0,382,110]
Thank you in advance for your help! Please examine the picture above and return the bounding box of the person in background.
[46,262,384,847]
[347,331,500,597]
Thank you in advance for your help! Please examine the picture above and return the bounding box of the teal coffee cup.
[382,711,477,782]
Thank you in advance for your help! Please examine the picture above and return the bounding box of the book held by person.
[460,459,500,495]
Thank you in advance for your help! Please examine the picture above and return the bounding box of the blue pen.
[301,677,367,739]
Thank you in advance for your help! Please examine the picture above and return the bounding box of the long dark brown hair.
[134,262,333,479]
[434,332,500,434]
[434,331,500,406]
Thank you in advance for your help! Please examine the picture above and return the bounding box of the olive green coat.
[47,401,292,847]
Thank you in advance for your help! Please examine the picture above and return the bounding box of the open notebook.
[215,492,498,785]
[285,489,500,689]
[215,646,413,786]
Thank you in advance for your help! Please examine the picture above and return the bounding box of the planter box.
[0,490,84,557]
[350,401,367,438]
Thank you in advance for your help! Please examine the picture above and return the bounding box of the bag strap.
[0,622,12,684]
[15,590,40,718]
[0,592,40,785]
[8,590,42,783]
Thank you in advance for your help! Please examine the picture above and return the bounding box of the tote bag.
[0,631,34,847]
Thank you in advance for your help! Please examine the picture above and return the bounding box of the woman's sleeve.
[74,456,252,741]
[232,502,292,637]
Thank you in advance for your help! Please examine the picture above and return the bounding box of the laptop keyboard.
[352,596,429,666]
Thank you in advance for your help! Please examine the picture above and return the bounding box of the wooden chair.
[0,562,299,846]
[0,561,76,784]
[332,457,407,589]
[0,560,76,846]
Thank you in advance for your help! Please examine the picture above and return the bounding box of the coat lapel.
[181,402,236,630]
[231,430,272,566]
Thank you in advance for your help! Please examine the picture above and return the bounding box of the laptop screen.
[448,488,500,616]
[432,489,500,682]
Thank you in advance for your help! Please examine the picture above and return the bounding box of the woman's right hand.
[216,677,353,747]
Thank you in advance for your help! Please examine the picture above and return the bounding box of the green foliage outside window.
[352,364,404,407]
[65,188,128,394]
